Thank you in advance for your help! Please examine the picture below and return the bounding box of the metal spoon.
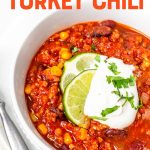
[0,100,29,150]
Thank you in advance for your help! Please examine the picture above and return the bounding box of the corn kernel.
[58,102,63,111]
[30,113,38,122]
[38,123,48,135]
[59,48,70,55]
[25,84,32,94]
[55,128,62,136]
[61,51,72,60]
[64,133,73,145]
[141,58,150,70]
[60,32,69,40]
[58,62,64,69]
[50,66,62,76]
[44,68,51,77]
[79,128,87,140]
[59,48,72,59]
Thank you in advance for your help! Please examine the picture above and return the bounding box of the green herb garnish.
[95,55,101,63]
[112,90,121,97]
[101,106,120,117]
[112,90,138,110]
[106,75,135,89]
[136,100,143,110]
[108,63,120,75]
[112,88,125,101]
[121,92,134,108]
[95,64,99,68]
[125,92,135,108]
[91,44,96,50]
[72,47,79,53]
[90,116,107,121]
[128,75,135,86]
[104,59,108,63]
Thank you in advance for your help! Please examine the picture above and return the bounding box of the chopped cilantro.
[91,44,96,50]
[95,64,99,68]
[112,88,138,110]
[106,75,135,89]
[101,106,120,117]
[108,63,120,75]
[126,93,134,108]
[95,55,101,63]
[135,100,143,110]
[72,47,79,53]
[90,116,107,121]
[112,88,125,101]
[122,92,135,108]
[107,72,139,111]
[128,75,135,86]
[112,90,121,97]
[104,59,108,63]
[112,90,138,110]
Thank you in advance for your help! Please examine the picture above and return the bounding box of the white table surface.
[0,1,150,150]
[0,1,54,150]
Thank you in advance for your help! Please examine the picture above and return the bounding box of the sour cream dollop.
[84,56,139,129]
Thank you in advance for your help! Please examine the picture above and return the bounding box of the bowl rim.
[10,11,58,150]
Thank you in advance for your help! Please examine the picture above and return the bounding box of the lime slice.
[63,70,96,128]
[60,53,100,92]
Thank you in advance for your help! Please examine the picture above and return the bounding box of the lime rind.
[63,70,96,126]
[60,53,100,92]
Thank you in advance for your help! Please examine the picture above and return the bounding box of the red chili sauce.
[25,20,150,150]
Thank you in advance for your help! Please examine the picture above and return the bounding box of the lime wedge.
[63,70,96,128]
[60,53,100,92]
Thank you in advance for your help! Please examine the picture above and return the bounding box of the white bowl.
[10,1,150,150]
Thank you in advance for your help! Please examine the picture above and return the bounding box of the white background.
[0,0,150,150]
[0,1,53,150]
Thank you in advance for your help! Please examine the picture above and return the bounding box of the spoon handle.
[0,101,29,150]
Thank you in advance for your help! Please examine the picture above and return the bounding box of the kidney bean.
[60,144,69,150]
[104,129,127,138]
[50,107,63,118]
[92,26,112,37]
[100,20,116,28]
[129,140,144,150]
